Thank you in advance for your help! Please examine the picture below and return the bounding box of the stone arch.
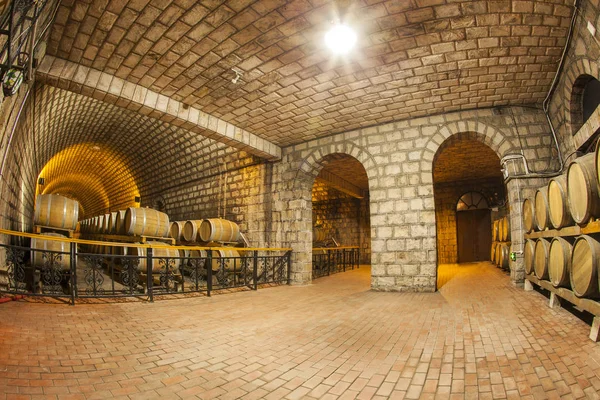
[561,57,600,137]
[422,120,521,174]
[292,140,379,193]
[431,132,505,273]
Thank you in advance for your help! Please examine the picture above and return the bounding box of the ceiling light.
[91,145,100,151]
[325,23,357,54]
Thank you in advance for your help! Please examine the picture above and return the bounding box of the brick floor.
[1,263,600,399]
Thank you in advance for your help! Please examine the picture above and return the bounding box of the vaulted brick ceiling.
[47,0,573,147]
[433,135,502,183]
[33,83,246,217]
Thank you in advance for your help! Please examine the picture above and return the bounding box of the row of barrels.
[86,242,240,273]
[32,236,241,273]
[523,151,600,232]
[492,216,511,242]
[34,194,80,231]
[525,235,600,299]
[490,242,510,269]
[80,208,170,237]
[169,219,240,243]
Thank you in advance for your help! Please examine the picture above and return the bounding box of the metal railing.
[0,229,292,304]
[312,247,359,279]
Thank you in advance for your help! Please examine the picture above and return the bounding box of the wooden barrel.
[314,227,327,242]
[211,249,240,271]
[98,215,107,234]
[499,244,509,270]
[534,187,550,231]
[523,198,535,233]
[169,221,185,241]
[123,207,170,237]
[187,249,208,269]
[114,210,127,235]
[34,194,79,230]
[490,242,497,262]
[102,213,111,233]
[548,175,574,229]
[199,219,240,243]
[91,216,101,233]
[495,242,503,266]
[183,220,203,242]
[107,212,118,234]
[127,241,181,273]
[492,220,498,241]
[524,239,535,275]
[534,238,550,280]
[571,235,600,298]
[567,153,600,225]
[548,237,574,288]
[501,216,510,241]
[30,233,71,270]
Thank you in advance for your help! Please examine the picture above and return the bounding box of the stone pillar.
[271,162,314,285]
[506,176,550,286]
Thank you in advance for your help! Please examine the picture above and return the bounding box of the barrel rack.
[525,274,600,342]
[33,225,79,238]
[524,220,600,342]
[524,220,600,239]
[88,234,175,245]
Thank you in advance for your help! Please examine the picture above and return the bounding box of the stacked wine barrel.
[80,207,170,237]
[523,149,600,301]
[31,194,81,262]
[167,218,243,274]
[491,216,511,271]
[79,207,171,256]
[169,218,241,244]
[34,194,80,231]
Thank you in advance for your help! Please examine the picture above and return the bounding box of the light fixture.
[134,196,141,203]
[325,23,357,54]
[91,145,100,151]
[38,177,44,185]
[231,68,242,84]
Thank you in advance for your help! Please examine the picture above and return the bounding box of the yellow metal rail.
[0,228,292,252]
[312,246,359,251]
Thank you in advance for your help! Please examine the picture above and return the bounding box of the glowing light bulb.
[325,24,357,54]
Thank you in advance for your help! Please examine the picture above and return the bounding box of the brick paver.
[1,263,599,399]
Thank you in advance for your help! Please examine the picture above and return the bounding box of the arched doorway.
[456,191,490,262]
[433,133,506,288]
[311,154,371,277]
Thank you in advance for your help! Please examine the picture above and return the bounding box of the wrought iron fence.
[0,230,292,304]
[312,247,359,279]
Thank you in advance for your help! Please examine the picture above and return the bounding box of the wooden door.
[457,209,492,262]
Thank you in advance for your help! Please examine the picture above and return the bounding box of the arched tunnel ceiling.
[37,144,139,218]
[47,0,573,147]
[433,136,502,183]
[33,83,247,218]
[320,154,369,190]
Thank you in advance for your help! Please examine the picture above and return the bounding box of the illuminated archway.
[36,143,140,218]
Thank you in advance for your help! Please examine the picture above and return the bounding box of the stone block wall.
[312,183,371,264]
[148,158,274,248]
[434,177,505,264]
[0,84,38,235]
[548,0,600,155]
[273,106,556,291]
